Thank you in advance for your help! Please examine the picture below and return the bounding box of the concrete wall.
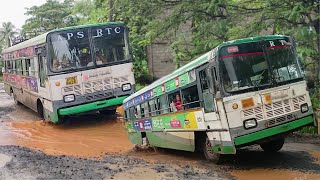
[147,42,176,79]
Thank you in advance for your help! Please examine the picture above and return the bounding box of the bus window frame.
[46,25,132,76]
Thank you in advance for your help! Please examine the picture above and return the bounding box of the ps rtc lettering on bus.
[65,27,123,40]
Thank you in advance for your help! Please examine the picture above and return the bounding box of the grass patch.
[298,126,318,134]
[135,83,146,91]
[0,76,3,82]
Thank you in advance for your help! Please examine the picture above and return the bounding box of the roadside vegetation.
[0,0,319,132]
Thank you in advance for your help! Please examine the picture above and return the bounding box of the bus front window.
[48,29,93,71]
[266,42,303,83]
[91,26,129,65]
[220,42,271,93]
[220,38,303,93]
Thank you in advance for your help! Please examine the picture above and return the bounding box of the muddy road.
[0,83,320,179]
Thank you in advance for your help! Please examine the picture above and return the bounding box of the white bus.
[1,22,135,123]
[123,35,316,163]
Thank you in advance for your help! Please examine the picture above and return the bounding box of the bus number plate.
[66,77,78,85]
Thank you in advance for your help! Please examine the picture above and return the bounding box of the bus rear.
[45,23,135,123]
[218,36,315,152]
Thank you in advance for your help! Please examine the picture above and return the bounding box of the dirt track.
[0,83,320,180]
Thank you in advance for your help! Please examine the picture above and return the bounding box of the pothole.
[0,154,12,168]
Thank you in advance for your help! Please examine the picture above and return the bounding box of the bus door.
[196,66,221,126]
[37,47,50,99]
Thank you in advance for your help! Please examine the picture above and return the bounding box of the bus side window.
[168,91,183,112]
[130,107,136,121]
[25,59,31,76]
[12,61,16,74]
[141,103,145,118]
[135,105,141,119]
[149,99,155,116]
[159,95,169,114]
[144,102,150,117]
[30,58,35,77]
[181,85,200,109]
[156,98,160,115]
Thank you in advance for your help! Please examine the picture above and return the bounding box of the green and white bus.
[123,35,316,163]
[1,22,135,123]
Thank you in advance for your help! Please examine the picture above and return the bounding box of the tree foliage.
[20,0,319,85]
[0,22,17,48]
[22,0,76,36]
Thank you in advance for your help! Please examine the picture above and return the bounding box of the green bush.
[311,88,320,110]
[299,126,318,134]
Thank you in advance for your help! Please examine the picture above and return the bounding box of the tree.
[22,0,77,36]
[231,0,320,85]
[0,22,17,47]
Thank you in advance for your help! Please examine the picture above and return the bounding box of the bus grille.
[83,76,129,94]
[267,114,295,127]
[242,95,306,122]
[62,85,82,96]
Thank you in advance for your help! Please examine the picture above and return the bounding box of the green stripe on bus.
[58,96,128,116]
[234,115,314,146]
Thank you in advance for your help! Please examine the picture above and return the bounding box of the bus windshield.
[219,38,303,93]
[48,25,129,72]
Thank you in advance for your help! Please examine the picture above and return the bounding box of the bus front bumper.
[234,115,314,146]
[58,96,128,116]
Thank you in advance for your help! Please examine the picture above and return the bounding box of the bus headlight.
[122,83,131,91]
[300,103,309,113]
[243,118,257,129]
[64,94,75,103]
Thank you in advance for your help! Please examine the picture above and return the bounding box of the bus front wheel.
[37,100,44,119]
[260,137,285,153]
[202,137,221,164]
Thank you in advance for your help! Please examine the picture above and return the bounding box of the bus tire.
[99,109,116,115]
[37,100,44,119]
[260,137,285,153]
[202,137,221,164]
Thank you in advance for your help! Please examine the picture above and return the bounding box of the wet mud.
[232,169,320,180]
[0,117,132,158]
[0,146,225,180]
[1,83,320,179]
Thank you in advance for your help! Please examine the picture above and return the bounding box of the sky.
[0,0,47,29]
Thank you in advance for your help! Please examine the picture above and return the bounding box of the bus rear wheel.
[260,137,285,153]
[11,89,21,105]
[202,137,221,164]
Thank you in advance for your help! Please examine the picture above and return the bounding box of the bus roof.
[123,34,290,104]
[2,32,48,54]
[123,51,212,103]
[1,22,125,54]
[220,34,288,47]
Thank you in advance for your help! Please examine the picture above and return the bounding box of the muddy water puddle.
[0,119,133,158]
[231,169,320,180]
